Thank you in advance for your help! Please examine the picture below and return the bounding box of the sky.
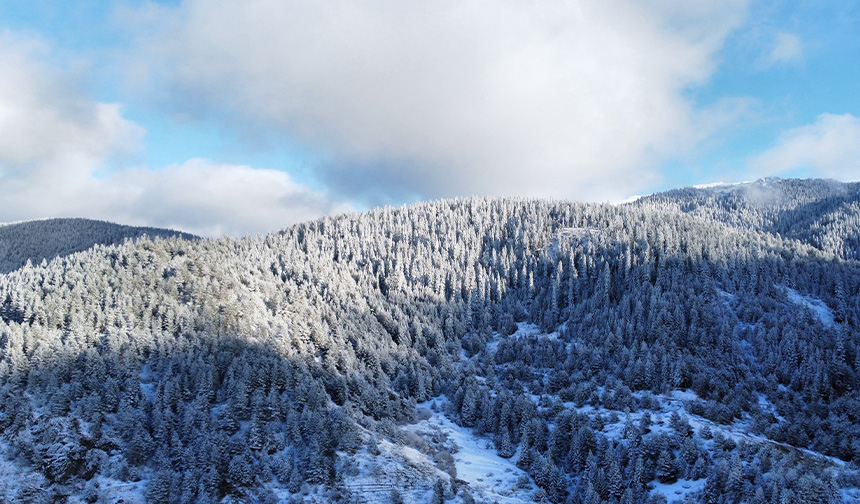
[0,0,858,237]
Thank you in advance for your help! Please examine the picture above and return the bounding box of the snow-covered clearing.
[484,322,559,355]
[784,286,836,327]
[508,322,560,341]
[67,477,147,504]
[843,486,860,503]
[650,478,706,503]
[341,433,443,504]
[340,400,537,504]
[406,402,536,503]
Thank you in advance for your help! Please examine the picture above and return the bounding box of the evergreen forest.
[1,178,859,503]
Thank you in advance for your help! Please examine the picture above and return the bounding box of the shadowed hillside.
[0,218,197,274]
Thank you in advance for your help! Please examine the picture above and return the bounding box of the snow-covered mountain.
[0,178,858,503]
[0,218,196,274]
[638,177,860,259]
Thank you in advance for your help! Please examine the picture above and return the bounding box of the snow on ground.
[138,363,156,402]
[0,454,38,503]
[401,391,813,504]
[341,433,445,504]
[843,487,860,503]
[508,322,561,341]
[67,477,147,504]
[484,320,854,501]
[669,389,699,402]
[509,322,543,339]
[784,286,836,327]
[485,322,559,355]
[651,389,849,470]
[0,444,145,504]
[756,393,785,423]
[650,478,706,503]
[407,401,536,504]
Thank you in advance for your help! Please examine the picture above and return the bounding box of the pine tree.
[606,449,624,500]
[432,478,446,504]
[496,428,515,458]
[146,468,173,504]
[656,447,679,484]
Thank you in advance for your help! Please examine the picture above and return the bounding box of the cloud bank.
[5,2,856,237]
[749,113,860,181]
[131,0,750,203]
[92,160,348,237]
[0,30,343,237]
[0,31,141,182]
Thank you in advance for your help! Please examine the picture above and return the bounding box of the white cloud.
[126,0,749,204]
[96,160,351,237]
[0,31,142,180]
[749,113,860,181]
[0,31,346,236]
[763,32,802,67]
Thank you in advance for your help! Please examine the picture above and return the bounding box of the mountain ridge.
[0,178,858,503]
[0,217,197,274]
[638,177,860,259]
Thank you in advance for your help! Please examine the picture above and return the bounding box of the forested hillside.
[0,218,196,274]
[1,178,859,503]
[641,178,860,260]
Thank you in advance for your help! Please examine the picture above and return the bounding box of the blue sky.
[0,1,858,236]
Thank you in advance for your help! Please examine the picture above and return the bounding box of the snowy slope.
[407,402,537,504]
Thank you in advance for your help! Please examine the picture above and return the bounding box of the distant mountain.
[0,179,858,503]
[638,177,860,259]
[0,218,197,274]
